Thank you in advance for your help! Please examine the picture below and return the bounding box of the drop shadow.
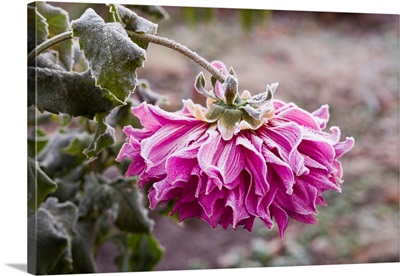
[5,263,27,272]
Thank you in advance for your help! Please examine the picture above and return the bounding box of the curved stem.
[27,30,227,83]
[127,30,226,83]
[27,31,73,66]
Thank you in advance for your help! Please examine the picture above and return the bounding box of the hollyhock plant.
[116,60,354,237]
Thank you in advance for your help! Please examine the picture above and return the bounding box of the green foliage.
[109,4,158,49]
[113,233,164,272]
[28,197,79,274]
[83,113,115,159]
[27,68,119,118]
[28,4,167,274]
[27,4,49,52]
[27,157,58,211]
[71,8,146,103]
[36,2,74,70]
[129,5,169,22]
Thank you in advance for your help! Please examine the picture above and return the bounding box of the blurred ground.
[138,7,399,270]
[52,3,400,272]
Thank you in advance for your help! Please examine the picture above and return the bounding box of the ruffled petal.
[312,104,330,129]
[198,130,245,186]
[259,122,308,176]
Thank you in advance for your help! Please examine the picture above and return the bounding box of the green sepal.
[219,108,242,130]
[205,103,225,121]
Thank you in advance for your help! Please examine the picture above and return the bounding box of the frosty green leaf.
[71,8,146,103]
[27,5,49,52]
[83,113,115,159]
[112,178,155,233]
[108,4,157,50]
[109,4,157,34]
[37,131,78,176]
[128,233,164,271]
[27,157,58,211]
[28,67,119,118]
[78,175,154,233]
[130,5,169,22]
[36,2,74,70]
[28,197,78,274]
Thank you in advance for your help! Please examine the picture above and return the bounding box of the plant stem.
[27,31,73,66]
[127,30,226,83]
[27,30,227,83]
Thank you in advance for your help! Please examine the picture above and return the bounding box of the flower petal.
[198,130,245,186]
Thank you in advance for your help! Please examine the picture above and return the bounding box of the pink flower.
[117,61,354,237]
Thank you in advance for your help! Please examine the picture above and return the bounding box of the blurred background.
[52,2,399,272]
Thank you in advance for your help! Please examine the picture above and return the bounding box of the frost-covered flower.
[116,61,354,236]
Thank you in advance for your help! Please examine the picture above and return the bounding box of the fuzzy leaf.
[108,4,157,34]
[112,178,154,233]
[28,197,78,274]
[135,79,168,105]
[28,67,119,118]
[83,113,115,159]
[128,233,164,271]
[27,5,49,52]
[36,2,74,70]
[28,157,58,211]
[71,8,146,103]
[107,98,141,129]
[61,131,93,162]
[130,5,169,22]
[78,175,154,233]
[108,4,157,49]
[37,131,80,176]
[78,174,117,219]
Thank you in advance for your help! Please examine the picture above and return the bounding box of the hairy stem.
[27,30,227,83]
[127,31,226,83]
[27,31,73,66]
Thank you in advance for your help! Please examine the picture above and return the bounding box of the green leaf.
[28,197,78,274]
[61,131,93,162]
[28,157,58,211]
[71,8,146,103]
[129,5,169,22]
[36,2,74,70]
[107,98,141,129]
[78,175,153,234]
[37,130,79,176]
[71,221,97,273]
[28,67,119,118]
[83,113,116,159]
[51,178,80,203]
[108,4,157,49]
[135,79,168,106]
[112,178,154,233]
[27,128,48,156]
[128,233,164,271]
[78,174,117,219]
[27,5,49,53]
